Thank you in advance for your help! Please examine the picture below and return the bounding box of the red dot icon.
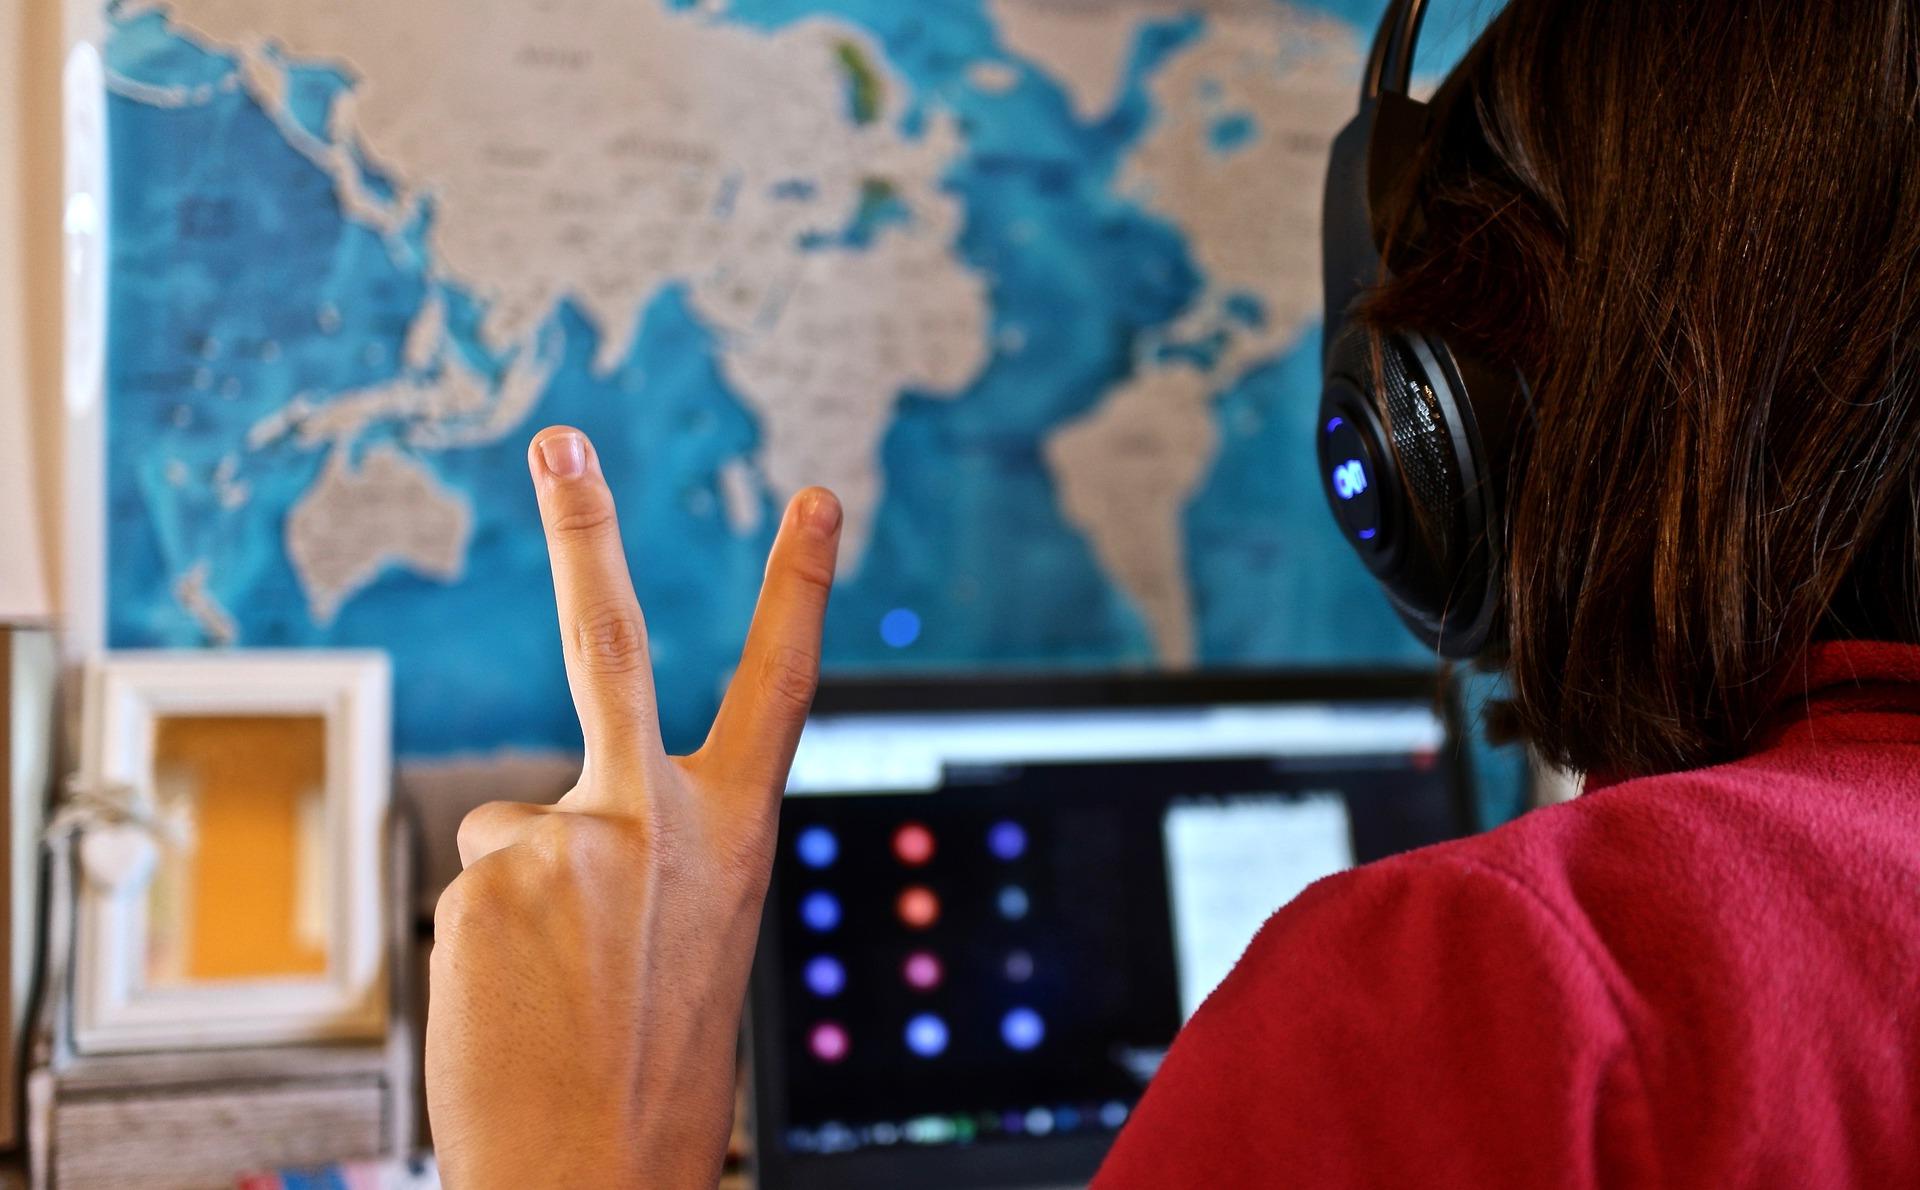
[897,885,940,930]
[893,822,936,866]
[902,950,944,991]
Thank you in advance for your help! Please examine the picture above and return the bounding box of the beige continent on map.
[987,0,1151,120]
[1038,5,1360,663]
[173,562,239,645]
[1114,6,1360,375]
[286,445,473,622]
[1045,363,1217,664]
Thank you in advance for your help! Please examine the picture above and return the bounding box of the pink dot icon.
[902,950,944,991]
[809,1021,850,1064]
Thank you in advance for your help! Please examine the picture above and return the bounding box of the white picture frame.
[71,650,390,1054]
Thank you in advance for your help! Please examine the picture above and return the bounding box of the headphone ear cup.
[1318,328,1504,658]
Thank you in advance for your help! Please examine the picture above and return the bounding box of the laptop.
[748,670,1477,1190]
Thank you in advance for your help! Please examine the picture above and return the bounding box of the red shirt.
[1095,640,1920,1188]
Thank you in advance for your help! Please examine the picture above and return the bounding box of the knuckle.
[515,817,588,887]
[526,811,616,867]
[757,644,820,716]
[573,600,650,675]
[545,486,618,539]
[521,812,651,893]
[431,886,462,937]
[522,810,582,857]
[456,801,519,857]
[785,553,837,596]
[432,869,497,939]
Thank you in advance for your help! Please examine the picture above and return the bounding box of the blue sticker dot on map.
[879,607,921,648]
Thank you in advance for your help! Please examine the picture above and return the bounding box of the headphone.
[1318,0,1529,659]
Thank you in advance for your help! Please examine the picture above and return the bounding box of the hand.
[426,426,842,1189]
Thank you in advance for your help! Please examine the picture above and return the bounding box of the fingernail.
[537,432,587,479]
[801,490,842,536]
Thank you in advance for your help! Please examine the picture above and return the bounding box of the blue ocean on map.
[101,0,1523,821]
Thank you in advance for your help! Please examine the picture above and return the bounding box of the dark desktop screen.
[756,700,1463,1160]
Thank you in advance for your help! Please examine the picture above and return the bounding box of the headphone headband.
[1365,0,1431,100]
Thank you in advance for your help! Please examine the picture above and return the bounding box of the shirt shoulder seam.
[1429,851,1660,1180]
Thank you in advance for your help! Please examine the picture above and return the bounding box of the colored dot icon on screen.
[805,955,846,998]
[905,1013,949,1058]
[997,884,1030,921]
[801,890,842,933]
[880,608,922,648]
[809,1021,850,1063]
[1002,1006,1045,1051]
[893,822,935,866]
[897,885,940,929]
[902,950,944,991]
[1004,949,1034,983]
[796,826,838,869]
[987,820,1026,861]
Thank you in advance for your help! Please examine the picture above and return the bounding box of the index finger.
[527,426,663,768]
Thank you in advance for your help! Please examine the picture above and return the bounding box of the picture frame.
[70,651,390,1054]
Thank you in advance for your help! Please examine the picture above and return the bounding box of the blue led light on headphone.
[1332,459,1369,500]
[1320,405,1385,549]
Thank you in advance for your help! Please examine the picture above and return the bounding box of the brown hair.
[1362,0,1920,776]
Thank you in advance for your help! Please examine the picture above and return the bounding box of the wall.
[0,0,61,623]
[5,0,110,652]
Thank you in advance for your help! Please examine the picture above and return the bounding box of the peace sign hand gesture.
[426,426,843,1189]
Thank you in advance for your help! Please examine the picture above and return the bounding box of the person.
[425,0,1920,1185]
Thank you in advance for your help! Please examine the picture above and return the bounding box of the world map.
[101,0,1517,810]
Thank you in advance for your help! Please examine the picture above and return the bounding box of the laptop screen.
[749,672,1474,1190]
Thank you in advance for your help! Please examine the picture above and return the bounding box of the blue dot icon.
[880,608,922,649]
[1002,1007,1044,1052]
[905,1012,949,1058]
[997,884,1030,921]
[800,890,841,933]
[796,826,838,869]
[805,955,846,998]
[987,820,1027,861]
